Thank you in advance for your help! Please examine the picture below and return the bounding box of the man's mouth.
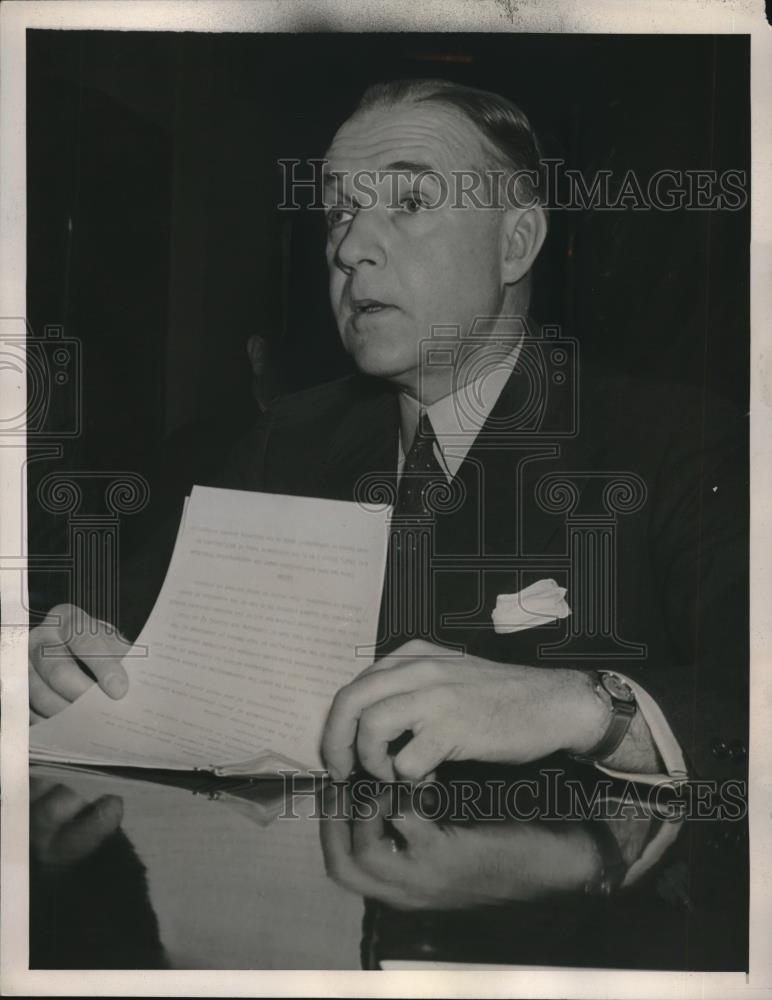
[352,298,393,315]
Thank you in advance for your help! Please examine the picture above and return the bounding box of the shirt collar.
[398,339,523,480]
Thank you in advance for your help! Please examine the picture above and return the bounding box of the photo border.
[2,1,770,996]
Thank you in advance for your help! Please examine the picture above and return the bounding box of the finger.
[356,693,421,780]
[30,785,86,849]
[31,784,85,828]
[393,728,450,783]
[320,806,417,907]
[35,608,129,700]
[389,799,444,850]
[28,664,72,718]
[318,783,356,870]
[52,795,123,865]
[30,651,94,703]
[322,659,446,779]
[27,603,89,659]
[29,777,57,804]
[351,808,407,878]
[319,808,354,874]
[58,637,128,700]
[319,810,384,898]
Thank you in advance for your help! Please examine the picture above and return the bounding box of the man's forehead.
[324,100,488,176]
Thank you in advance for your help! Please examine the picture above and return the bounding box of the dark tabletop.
[29,761,748,972]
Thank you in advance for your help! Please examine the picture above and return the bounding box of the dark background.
[26,30,750,605]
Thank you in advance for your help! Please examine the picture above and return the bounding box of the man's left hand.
[322,639,609,781]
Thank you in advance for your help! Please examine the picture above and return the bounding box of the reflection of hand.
[320,787,602,910]
[29,604,130,722]
[322,639,608,781]
[30,778,123,868]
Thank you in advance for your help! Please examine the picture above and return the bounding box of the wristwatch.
[572,671,638,765]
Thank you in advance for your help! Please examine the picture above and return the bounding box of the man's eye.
[326,207,355,229]
[400,193,425,215]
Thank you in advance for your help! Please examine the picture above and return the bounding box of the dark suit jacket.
[120,359,748,782]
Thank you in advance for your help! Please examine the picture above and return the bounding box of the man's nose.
[334,209,386,273]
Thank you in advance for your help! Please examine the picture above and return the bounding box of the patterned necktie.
[377,411,447,654]
[395,410,446,516]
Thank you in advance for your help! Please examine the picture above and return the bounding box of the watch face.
[600,672,636,703]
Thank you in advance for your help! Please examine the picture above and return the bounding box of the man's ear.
[246,334,268,376]
[500,203,548,286]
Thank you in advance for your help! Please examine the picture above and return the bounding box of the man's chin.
[349,349,414,385]
[344,338,416,385]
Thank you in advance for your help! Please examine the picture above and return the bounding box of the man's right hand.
[29,604,130,722]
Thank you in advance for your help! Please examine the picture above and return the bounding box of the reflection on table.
[29,761,747,971]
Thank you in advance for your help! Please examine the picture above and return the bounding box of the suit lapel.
[317,383,400,503]
[452,357,595,559]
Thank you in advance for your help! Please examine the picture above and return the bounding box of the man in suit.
[28,79,748,788]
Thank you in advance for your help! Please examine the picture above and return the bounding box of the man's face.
[324,101,508,399]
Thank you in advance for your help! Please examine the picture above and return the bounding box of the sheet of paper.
[30,486,390,772]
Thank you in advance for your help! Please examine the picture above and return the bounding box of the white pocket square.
[492,578,571,634]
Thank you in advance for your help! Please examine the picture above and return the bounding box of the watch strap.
[572,672,637,765]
